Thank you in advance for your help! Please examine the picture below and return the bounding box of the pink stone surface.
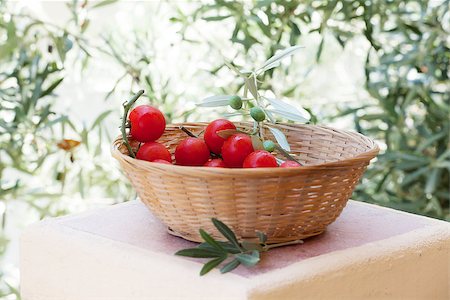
[60,200,435,278]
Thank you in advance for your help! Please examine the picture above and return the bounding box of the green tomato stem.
[121,90,145,158]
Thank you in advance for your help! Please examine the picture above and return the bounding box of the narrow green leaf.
[267,109,309,123]
[202,15,232,21]
[251,135,264,150]
[223,61,244,77]
[220,259,241,273]
[401,167,429,186]
[175,247,223,258]
[245,75,258,100]
[78,170,85,198]
[212,218,242,251]
[91,0,119,9]
[198,242,240,254]
[198,95,233,107]
[268,127,290,152]
[199,229,226,252]
[41,77,64,98]
[316,36,325,62]
[37,115,68,131]
[434,161,450,170]
[258,45,303,72]
[264,97,311,122]
[416,132,446,152]
[200,256,227,276]
[437,150,450,162]
[90,110,112,130]
[235,251,260,266]
[216,129,244,139]
[425,168,441,195]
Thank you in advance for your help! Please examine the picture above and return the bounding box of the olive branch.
[175,218,303,276]
[197,46,310,164]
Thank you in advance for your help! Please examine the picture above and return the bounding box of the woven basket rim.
[111,123,379,174]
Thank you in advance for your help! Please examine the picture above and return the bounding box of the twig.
[263,239,304,250]
[121,90,145,158]
[274,144,302,165]
[179,126,198,138]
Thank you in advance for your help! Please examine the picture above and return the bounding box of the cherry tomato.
[175,137,210,166]
[204,158,226,168]
[221,134,254,168]
[129,105,166,142]
[280,160,301,168]
[204,119,236,154]
[136,142,171,162]
[152,159,172,165]
[243,150,278,168]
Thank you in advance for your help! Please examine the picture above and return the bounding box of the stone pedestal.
[21,200,450,299]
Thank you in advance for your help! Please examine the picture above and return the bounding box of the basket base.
[167,227,325,245]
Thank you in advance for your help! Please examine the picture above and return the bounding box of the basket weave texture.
[112,122,379,244]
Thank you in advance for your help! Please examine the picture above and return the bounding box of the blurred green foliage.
[171,0,449,220]
[0,1,131,297]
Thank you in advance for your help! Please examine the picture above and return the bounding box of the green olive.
[263,140,275,152]
[229,96,243,110]
[250,107,266,122]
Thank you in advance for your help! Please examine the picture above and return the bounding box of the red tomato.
[204,119,236,154]
[280,161,302,168]
[204,158,226,168]
[243,150,278,168]
[136,142,171,162]
[175,137,210,166]
[129,105,166,142]
[221,134,254,168]
[152,159,172,165]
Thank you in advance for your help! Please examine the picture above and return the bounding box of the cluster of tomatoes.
[128,105,301,168]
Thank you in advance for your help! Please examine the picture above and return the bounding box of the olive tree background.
[0,0,448,298]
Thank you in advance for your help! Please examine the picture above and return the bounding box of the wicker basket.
[112,122,379,244]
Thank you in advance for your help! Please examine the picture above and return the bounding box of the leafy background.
[0,0,448,298]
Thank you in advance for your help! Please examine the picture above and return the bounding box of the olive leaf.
[216,129,245,139]
[236,251,260,266]
[198,95,234,107]
[258,45,304,73]
[245,75,259,100]
[200,229,226,252]
[175,248,224,258]
[264,97,310,122]
[200,256,227,276]
[268,127,290,152]
[224,61,246,77]
[220,259,240,273]
[251,135,264,150]
[212,218,242,251]
[175,218,269,276]
[267,109,309,123]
